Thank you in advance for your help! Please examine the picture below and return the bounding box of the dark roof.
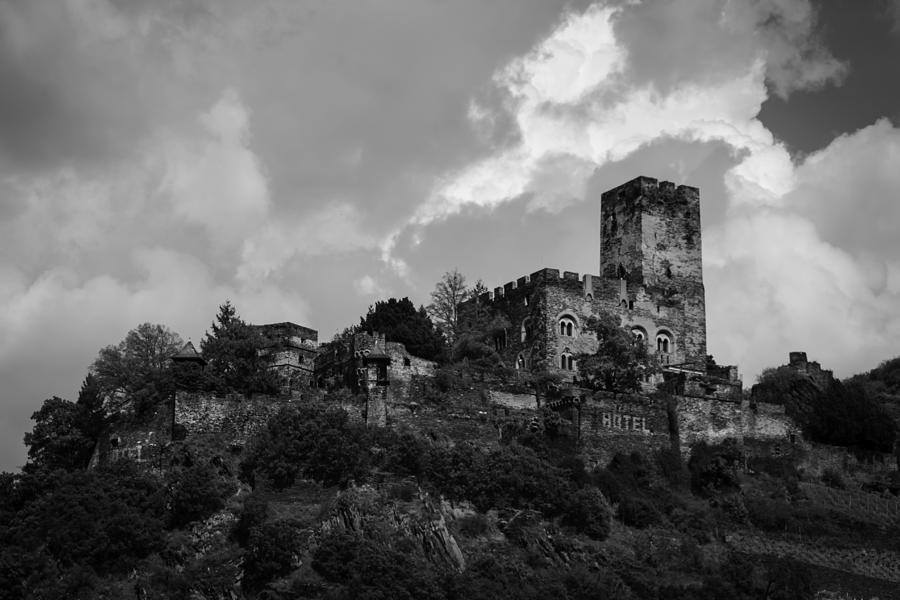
[172,341,205,364]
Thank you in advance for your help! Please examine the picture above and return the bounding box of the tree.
[91,322,183,413]
[23,397,97,472]
[577,313,650,393]
[359,297,446,362]
[452,295,510,369]
[200,301,277,394]
[428,269,470,344]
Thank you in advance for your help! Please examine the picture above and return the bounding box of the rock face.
[320,484,466,571]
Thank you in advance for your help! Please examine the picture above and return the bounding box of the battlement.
[472,268,597,303]
[602,175,699,207]
[252,322,318,349]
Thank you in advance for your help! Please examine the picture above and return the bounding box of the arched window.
[521,318,532,343]
[559,352,575,371]
[631,326,647,345]
[620,299,627,308]
[656,330,674,354]
[559,316,576,337]
[516,353,527,370]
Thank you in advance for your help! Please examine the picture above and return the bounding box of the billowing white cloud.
[411,0,831,229]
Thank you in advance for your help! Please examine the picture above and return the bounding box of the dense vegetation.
[358,297,447,362]
[754,367,896,453]
[3,283,899,598]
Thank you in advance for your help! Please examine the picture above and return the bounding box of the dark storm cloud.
[612,0,846,99]
[0,2,147,169]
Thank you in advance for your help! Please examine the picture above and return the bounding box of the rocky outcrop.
[319,484,466,571]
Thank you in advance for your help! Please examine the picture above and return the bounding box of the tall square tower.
[600,176,707,364]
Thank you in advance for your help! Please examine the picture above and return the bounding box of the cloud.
[884,0,900,32]
[354,275,385,297]
[160,89,270,250]
[387,0,900,387]
[237,203,379,283]
[614,0,847,99]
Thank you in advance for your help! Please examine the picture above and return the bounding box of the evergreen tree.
[200,301,277,394]
[359,297,446,361]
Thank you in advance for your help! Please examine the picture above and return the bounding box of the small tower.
[171,341,206,366]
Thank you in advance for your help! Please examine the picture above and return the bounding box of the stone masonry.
[458,176,737,391]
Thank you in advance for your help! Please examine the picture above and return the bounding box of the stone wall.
[92,399,174,471]
[174,391,295,447]
[798,442,898,478]
[577,393,673,467]
[677,396,795,450]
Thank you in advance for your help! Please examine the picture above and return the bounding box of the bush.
[455,513,490,538]
[821,467,846,489]
[561,487,612,540]
[234,493,268,546]
[688,441,742,497]
[241,404,370,489]
[745,496,794,532]
[243,520,305,591]
[617,496,662,529]
[655,447,687,486]
[167,464,228,529]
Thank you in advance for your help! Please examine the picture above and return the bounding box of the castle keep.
[460,175,736,392]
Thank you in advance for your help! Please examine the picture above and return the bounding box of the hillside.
[4,364,900,600]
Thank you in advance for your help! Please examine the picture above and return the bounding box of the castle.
[100,176,815,470]
[456,175,738,395]
[233,175,739,400]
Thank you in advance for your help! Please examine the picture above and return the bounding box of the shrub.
[562,487,612,540]
[241,404,370,489]
[167,464,228,529]
[655,447,687,486]
[456,513,490,538]
[243,520,305,591]
[233,492,268,546]
[688,441,742,497]
[617,496,662,529]
[745,496,794,532]
[821,467,846,489]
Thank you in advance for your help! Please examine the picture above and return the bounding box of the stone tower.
[600,176,707,365]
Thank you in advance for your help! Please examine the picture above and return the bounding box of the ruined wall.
[578,393,672,468]
[91,399,174,470]
[677,396,795,451]
[174,391,294,447]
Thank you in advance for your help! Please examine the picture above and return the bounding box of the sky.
[2,0,900,471]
